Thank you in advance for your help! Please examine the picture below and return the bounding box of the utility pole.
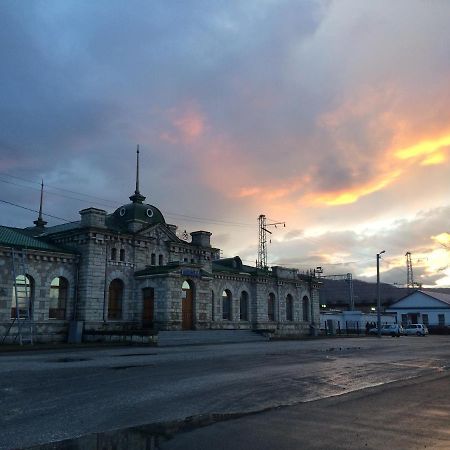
[257,215,285,269]
[377,250,385,338]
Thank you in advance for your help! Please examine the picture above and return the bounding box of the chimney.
[190,231,212,247]
[80,208,107,228]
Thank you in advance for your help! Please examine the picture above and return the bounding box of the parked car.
[403,324,428,336]
[369,324,404,337]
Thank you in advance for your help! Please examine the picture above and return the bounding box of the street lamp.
[377,250,386,338]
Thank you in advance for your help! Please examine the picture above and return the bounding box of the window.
[422,314,429,326]
[240,291,249,321]
[222,290,232,320]
[438,314,445,327]
[151,253,156,265]
[268,293,275,321]
[302,296,310,322]
[49,277,68,319]
[401,314,408,325]
[108,279,124,320]
[119,249,125,262]
[159,254,163,266]
[286,294,293,321]
[11,274,33,319]
[111,248,117,261]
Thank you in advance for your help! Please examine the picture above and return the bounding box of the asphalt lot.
[1,335,450,449]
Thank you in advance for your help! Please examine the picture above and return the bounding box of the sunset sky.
[1,0,449,287]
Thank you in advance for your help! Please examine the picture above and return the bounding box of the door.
[142,287,154,329]
[182,281,194,330]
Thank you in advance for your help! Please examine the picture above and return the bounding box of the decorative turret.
[106,145,166,233]
[129,144,146,204]
[33,180,48,231]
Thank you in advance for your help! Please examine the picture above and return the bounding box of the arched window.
[119,249,125,262]
[302,296,310,322]
[108,279,124,320]
[286,294,293,321]
[151,253,156,265]
[111,248,117,261]
[11,274,34,319]
[240,291,249,321]
[268,293,275,321]
[49,277,68,319]
[159,254,163,266]
[222,289,232,321]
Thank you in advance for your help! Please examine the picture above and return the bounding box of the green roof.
[0,226,76,254]
[135,262,212,278]
[106,202,166,232]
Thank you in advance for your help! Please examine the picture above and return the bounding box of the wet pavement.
[1,336,450,449]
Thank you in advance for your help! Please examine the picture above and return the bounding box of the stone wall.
[0,247,78,343]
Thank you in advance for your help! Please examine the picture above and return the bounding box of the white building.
[386,290,450,329]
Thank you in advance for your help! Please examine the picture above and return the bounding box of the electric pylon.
[406,251,414,291]
[257,215,285,269]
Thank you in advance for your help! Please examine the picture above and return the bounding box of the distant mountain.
[319,278,450,310]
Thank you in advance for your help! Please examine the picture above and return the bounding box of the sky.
[0,0,449,287]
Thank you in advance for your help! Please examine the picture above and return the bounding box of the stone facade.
[0,183,320,343]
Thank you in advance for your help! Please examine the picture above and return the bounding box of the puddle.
[111,364,156,370]
[25,413,242,450]
[47,358,91,363]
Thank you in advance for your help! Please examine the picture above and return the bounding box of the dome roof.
[108,202,166,230]
[107,145,166,231]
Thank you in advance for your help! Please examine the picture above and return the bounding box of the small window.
[159,254,163,266]
[151,253,156,265]
[422,314,429,326]
[119,249,125,262]
[438,314,445,327]
[111,248,117,261]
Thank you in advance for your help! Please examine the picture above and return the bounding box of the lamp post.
[376,250,385,338]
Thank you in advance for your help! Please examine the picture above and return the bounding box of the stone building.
[0,152,320,343]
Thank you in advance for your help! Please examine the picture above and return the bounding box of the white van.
[404,324,428,336]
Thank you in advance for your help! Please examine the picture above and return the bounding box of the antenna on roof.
[129,144,146,204]
[33,179,47,229]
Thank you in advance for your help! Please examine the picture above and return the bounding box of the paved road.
[162,373,450,450]
[1,336,449,449]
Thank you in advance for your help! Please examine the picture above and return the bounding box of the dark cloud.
[0,1,449,285]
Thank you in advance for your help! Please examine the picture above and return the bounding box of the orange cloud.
[395,134,450,160]
[302,169,402,206]
[173,110,205,141]
[159,102,206,145]
[421,152,447,166]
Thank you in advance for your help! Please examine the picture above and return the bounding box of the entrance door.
[182,281,194,330]
[142,287,154,329]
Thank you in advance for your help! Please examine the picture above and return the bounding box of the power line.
[0,173,255,228]
[0,173,118,205]
[0,199,73,223]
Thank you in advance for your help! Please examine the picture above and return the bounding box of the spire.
[33,179,47,229]
[129,144,146,204]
